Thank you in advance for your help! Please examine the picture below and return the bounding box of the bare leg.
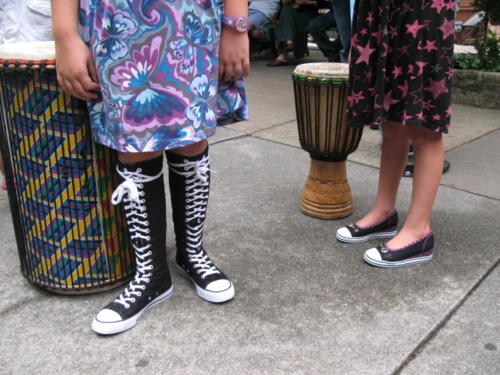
[118,150,163,165]
[356,122,409,227]
[267,42,289,65]
[168,140,208,157]
[386,126,444,249]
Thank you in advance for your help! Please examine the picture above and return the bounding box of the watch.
[222,15,249,33]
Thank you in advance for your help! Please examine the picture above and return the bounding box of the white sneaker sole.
[91,285,174,335]
[177,265,235,304]
[363,253,433,268]
[336,230,397,244]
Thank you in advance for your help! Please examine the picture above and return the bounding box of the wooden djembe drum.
[0,41,134,293]
[292,63,363,219]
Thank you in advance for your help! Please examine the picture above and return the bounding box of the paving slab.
[401,265,500,375]
[227,51,329,134]
[441,128,500,199]
[1,136,499,374]
[249,104,500,169]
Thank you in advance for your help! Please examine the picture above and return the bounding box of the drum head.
[293,62,349,80]
[0,41,55,61]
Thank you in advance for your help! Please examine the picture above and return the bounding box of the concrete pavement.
[0,50,498,374]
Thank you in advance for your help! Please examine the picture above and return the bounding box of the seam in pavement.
[244,119,297,136]
[210,133,250,146]
[391,257,500,375]
[226,134,500,203]
[445,127,500,153]
[0,296,44,317]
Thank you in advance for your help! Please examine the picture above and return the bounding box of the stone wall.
[452,70,500,110]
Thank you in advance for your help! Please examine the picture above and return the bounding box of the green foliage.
[468,0,500,71]
[474,31,500,71]
[454,53,481,70]
[454,32,500,72]
[472,0,500,23]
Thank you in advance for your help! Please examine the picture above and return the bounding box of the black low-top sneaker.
[363,232,434,268]
[177,248,235,304]
[336,212,398,243]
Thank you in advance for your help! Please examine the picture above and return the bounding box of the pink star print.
[444,0,455,11]
[425,78,449,99]
[366,12,374,26]
[393,66,403,79]
[416,61,428,74]
[397,81,409,98]
[431,0,446,13]
[416,112,426,121]
[402,111,412,125]
[445,106,453,117]
[348,91,365,106]
[420,40,438,52]
[439,18,455,39]
[355,43,376,65]
[423,100,435,111]
[432,114,441,121]
[406,20,426,38]
[384,90,399,111]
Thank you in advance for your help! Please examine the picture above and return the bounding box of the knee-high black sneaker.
[92,156,173,335]
[166,146,235,303]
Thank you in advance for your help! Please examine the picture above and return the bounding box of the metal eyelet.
[137,168,142,173]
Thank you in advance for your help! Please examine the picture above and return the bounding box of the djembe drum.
[0,42,134,294]
[292,63,363,219]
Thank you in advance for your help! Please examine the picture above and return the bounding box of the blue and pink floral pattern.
[80,0,248,152]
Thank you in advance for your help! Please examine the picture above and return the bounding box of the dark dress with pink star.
[348,0,455,133]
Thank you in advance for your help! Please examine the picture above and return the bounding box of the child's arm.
[219,0,250,83]
[51,0,99,100]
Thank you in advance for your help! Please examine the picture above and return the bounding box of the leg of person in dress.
[53,0,249,335]
[330,0,351,62]
[336,0,455,267]
[306,11,342,62]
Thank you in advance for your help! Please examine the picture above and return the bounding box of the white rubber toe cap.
[95,309,122,323]
[337,227,352,239]
[364,247,382,261]
[206,279,231,292]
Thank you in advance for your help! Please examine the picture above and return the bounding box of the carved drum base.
[300,159,353,220]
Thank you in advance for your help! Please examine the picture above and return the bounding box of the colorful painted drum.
[292,63,363,219]
[0,42,134,293]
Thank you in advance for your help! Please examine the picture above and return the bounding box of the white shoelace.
[111,166,162,308]
[169,155,220,279]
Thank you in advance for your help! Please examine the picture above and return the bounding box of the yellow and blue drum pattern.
[0,61,133,293]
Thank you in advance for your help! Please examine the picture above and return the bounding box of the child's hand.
[219,27,250,83]
[55,35,100,100]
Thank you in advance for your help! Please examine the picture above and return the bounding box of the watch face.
[235,17,249,32]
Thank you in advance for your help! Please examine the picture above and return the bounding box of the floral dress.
[348,0,455,133]
[80,0,248,152]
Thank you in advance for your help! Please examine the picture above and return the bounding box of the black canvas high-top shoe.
[92,156,173,335]
[166,147,234,303]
